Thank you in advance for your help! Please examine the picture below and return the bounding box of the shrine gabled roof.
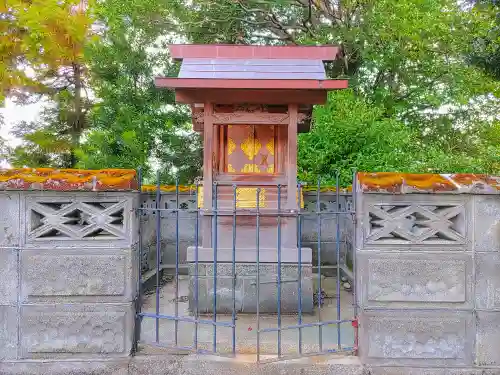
[155,44,348,92]
[178,58,326,80]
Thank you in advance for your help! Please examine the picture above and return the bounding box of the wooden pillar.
[203,102,214,209]
[286,103,298,209]
[202,102,214,249]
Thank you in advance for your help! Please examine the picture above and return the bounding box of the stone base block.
[20,248,136,303]
[188,263,313,314]
[187,246,312,263]
[360,310,474,367]
[20,303,134,359]
[366,367,500,375]
[0,359,129,375]
[0,305,18,360]
[476,311,500,366]
[0,248,18,305]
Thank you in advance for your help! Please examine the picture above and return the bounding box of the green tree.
[469,0,500,79]
[299,90,499,185]
[2,0,95,167]
[77,0,202,183]
[173,0,500,177]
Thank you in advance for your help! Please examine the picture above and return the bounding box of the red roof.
[156,44,348,94]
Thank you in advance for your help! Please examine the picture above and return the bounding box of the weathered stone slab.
[20,303,134,358]
[0,359,129,375]
[358,194,472,251]
[476,311,500,366]
[367,367,490,375]
[301,215,351,243]
[241,274,313,313]
[303,241,350,266]
[0,192,20,247]
[475,253,500,309]
[188,263,313,314]
[129,354,365,375]
[358,252,472,309]
[0,248,18,305]
[0,305,18,360]
[21,249,135,303]
[186,246,312,263]
[474,196,500,252]
[360,310,473,366]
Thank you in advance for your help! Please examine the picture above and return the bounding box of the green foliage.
[2,0,94,167]
[76,0,202,183]
[299,91,500,186]
[3,0,499,181]
[176,0,500,180]
[0,136,9,166]
[8,90,88,167]
[469,0,500,79]
[0,0,94,104]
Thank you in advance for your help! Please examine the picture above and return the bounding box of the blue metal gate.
[135,170,358,362]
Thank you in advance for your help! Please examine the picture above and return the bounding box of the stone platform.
[140,275,355,356]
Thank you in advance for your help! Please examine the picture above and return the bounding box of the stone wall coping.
[358,172,500,194]
[5,168,497,194]
[0,168,138,191]
[0,167,352,193]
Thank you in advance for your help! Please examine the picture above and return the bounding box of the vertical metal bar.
[297,183,303,355]
[175,179,180,347]
[335,170,341,350]
[316,178,323,352]
[155,170,161,344]
[256,188,261,363]
[134,167,144,351]
[352,169,359,352]
[232,185,237,356]
[277,184,282,357]
[212,182,218,353]
[194,182,200,351]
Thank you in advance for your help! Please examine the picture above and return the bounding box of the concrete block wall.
[0,190,139,361]
[356,173,500,371]
[140,190,353,275]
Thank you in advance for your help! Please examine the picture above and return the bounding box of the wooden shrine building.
[156,44,348,313]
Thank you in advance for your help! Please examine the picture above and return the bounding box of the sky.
[0,99,42,167]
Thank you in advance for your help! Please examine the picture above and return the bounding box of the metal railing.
[135,170,358,362]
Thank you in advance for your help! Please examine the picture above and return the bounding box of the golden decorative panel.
[225,125,276,174]
[266,138,274,156]
[227,138,236,155]
[236,188,267,208]
[197,186,204,208]
[196,186,302,209]
[241,129,261,161]
[241,164,258,173]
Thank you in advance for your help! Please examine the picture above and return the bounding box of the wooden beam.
[286,104,298,210]
[176,89,327,105]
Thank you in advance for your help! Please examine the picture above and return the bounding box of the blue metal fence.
[134,170,358,362]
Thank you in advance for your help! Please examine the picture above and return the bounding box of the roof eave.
[155,78,348,90]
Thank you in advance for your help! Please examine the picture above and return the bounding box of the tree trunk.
[70,62,82,167]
